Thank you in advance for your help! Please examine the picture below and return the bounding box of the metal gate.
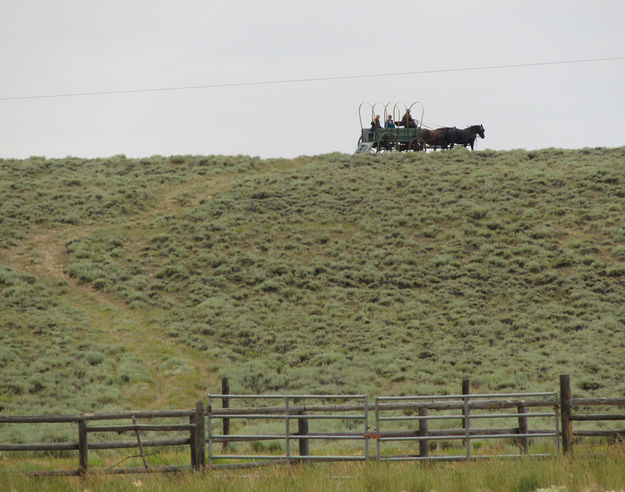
[375,392,560,461]
[206,391,559,466]
[206,394,370,467]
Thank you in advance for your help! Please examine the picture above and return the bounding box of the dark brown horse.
[447,125,485,150]
[420,127,455,150]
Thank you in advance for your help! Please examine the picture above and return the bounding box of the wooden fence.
[1,375,625,475]
[559,374,625,454]
[0,404,206,476]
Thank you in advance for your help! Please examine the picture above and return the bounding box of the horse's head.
[477,124,485,138]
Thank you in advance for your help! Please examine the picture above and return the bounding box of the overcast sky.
[1,0,624,159]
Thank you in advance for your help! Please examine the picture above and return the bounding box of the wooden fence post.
[461,378,470,431]
[222,377,230,452]
[461,378,471,455]
[517,405,529,454]
[560,374,572,455]
[189,412,197,470]
[298,412,310,461]
[78,418,88,475]
[418,407,429,458]
[195,401,206,470]
[462,378,470,397]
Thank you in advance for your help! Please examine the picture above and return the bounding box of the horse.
[420,127,455,150]
[447,124,485,150]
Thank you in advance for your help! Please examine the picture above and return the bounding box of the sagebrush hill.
[2,147,625,425]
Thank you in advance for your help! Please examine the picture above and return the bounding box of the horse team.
[396,111,485,151]
[420,125,485,151]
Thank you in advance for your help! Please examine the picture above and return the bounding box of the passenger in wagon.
[371,114,382,129]
[385,115,396,128]
[397,110,417,128]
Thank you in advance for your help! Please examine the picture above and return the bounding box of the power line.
[1,56,624,102]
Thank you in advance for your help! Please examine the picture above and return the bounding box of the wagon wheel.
[408,136,424,152]
[376,132,397,153]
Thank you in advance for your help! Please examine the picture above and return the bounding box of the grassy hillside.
[2,148,625,427]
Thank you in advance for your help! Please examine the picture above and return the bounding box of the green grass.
[2,443,625,491]
[2,147,625,441]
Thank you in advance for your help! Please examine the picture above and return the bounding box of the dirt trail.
[1,177,233,409]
